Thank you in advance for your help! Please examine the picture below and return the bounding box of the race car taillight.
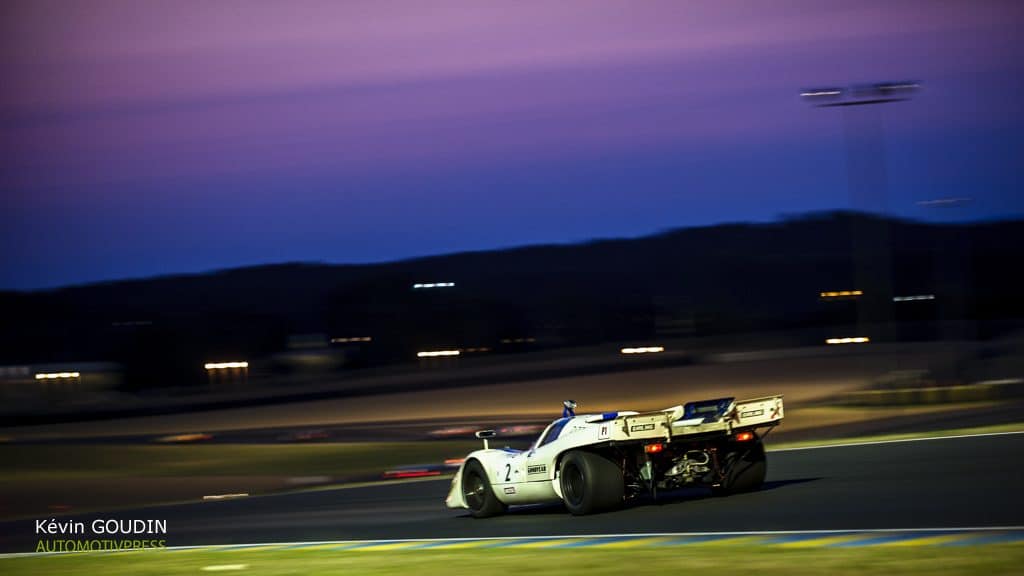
[735,431,755,442]
[644,443,664,454]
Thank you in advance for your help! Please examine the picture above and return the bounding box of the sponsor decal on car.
[527,465,547,475]
[504,487,516,494]
[598,425,610,440]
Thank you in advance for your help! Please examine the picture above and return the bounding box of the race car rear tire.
[712,441,766,496]
[462,460,507,518]
[559,451,624,515]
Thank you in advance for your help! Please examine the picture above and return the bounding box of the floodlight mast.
[801,82,920,342]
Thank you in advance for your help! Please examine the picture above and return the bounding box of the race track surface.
[2,434,1021,552]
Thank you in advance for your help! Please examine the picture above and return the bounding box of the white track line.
[4,526,1022,558]
[770,430,1024,452]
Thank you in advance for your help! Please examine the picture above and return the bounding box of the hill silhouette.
[1,211,1020,389]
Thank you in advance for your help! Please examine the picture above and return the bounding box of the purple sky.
[2,0,1022,290]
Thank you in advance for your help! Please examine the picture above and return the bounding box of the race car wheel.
[712,441,766,496]
[559,451,624,515]
[462,460,507,518]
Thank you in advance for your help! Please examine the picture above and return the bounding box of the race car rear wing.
[612,395,783,443]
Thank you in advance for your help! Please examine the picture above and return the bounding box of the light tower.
[801,82,920,342]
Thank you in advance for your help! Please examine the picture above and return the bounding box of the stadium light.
[416,350,460,358]
[35,372,81,380]
[819,290,863,299]
[801,81,919,107]
[620,346,665,354]
[204,362,249,370]
[825,337,870,345]
[893,294,935,302]
[412,282,455,289]
[799,88,842,98]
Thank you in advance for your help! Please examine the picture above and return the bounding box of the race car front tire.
[462,460,507,518]
[711,440,766,496]
[559,451,624,515]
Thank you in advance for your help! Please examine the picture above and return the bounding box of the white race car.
[446,395,783,516]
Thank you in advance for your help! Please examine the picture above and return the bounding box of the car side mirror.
[475,429,496,449]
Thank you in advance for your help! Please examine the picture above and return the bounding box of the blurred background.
[0,0,1022,524]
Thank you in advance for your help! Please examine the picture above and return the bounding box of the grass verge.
[0,440,477,480]
[0,440,476,519]
[2,545,1023,576]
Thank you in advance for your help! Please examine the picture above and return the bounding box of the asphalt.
[2,433,1022,553]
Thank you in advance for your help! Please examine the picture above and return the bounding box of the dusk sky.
[1,0,1022,290]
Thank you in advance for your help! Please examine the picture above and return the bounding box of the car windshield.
[532,417,570,450]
